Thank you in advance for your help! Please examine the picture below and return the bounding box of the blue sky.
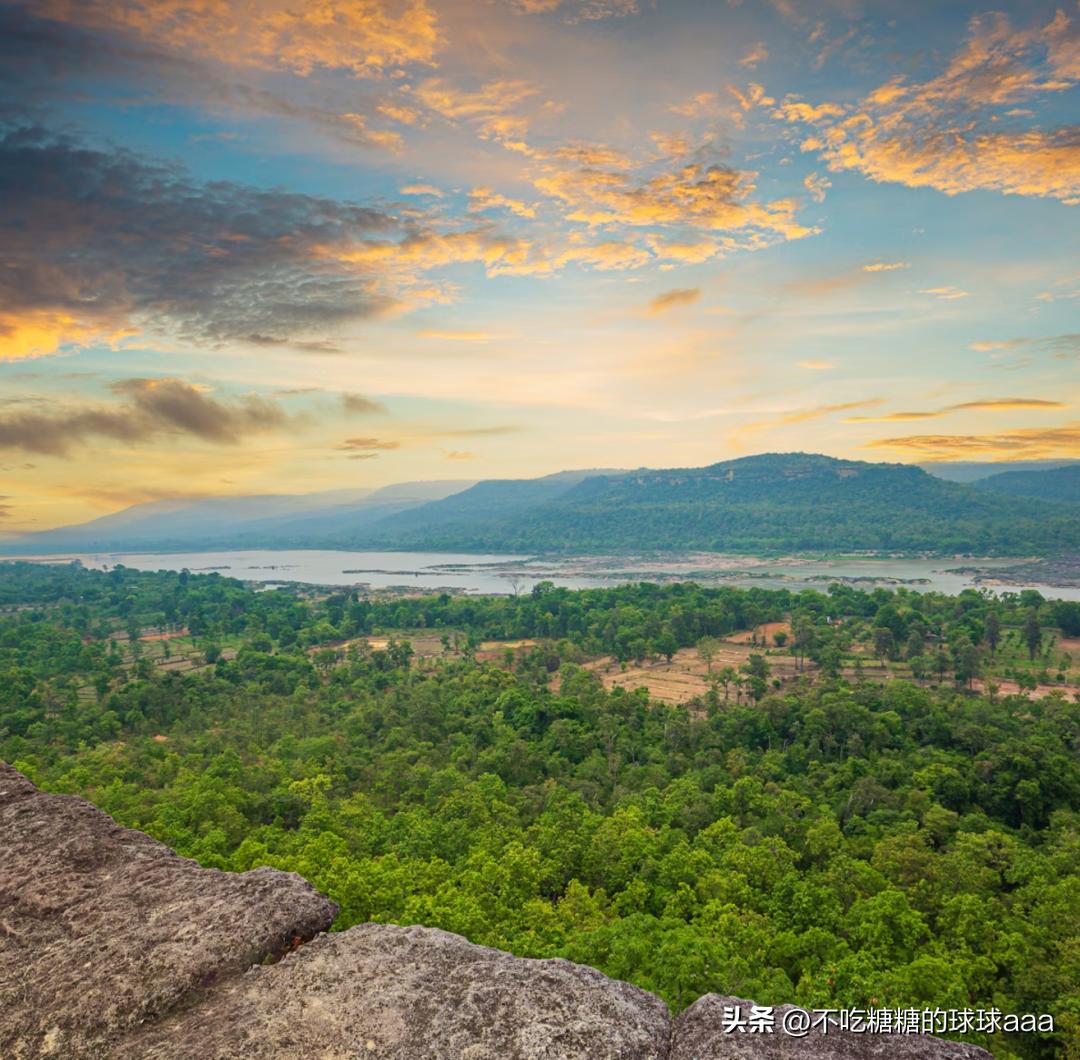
[0,0,1077,530]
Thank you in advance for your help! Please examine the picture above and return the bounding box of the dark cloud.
[336,437,400,451]
[246,335,345,355]
[0,378,292,456]
[0,8,404,152]
[342,393,388,416]
[0,123,401,348]
[436,425,522,437]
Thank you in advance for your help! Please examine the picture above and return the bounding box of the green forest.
[3,561,1080,1058]
[353,455,1080,556]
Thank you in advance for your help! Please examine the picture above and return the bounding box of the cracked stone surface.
[116,923,673,1059]
[0,762,337,1059]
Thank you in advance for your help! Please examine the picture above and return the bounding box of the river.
[20,549,1080,600]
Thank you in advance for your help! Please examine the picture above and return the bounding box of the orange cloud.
[510,0,638,17]
[648,288,701,314]
[532,156,816,245]
[920,286,970,300]
[849,397,1066,422]
[0,310,134,362]
[378,100,423,126]
[669,92,721,118]
[970,339,1024,352]
[415,79,539,144]
[776,11,1080,202]
[651,132,693,160]
[645,237,721,264]
[863,261,908,272]
[35,0,441,77]
[338,113,404,153]
[951,398,1066,411]
[867,423,1080,460]
[736,399,883,441]
[803,172,830,203]
[740,42,769,69]
[468,187,537,219]
[400,183,444,197]
[418,330,499,342]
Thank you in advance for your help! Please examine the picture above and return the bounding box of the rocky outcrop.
[0,763,337,1058]
[0,764,993,1059]
[116,924,673,1059]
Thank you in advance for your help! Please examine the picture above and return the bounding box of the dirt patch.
[971,676,1076,701]
[570,643,809,705]
[727,621,791,646]
[139,629,189,642]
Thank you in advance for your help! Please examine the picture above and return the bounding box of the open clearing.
[571,642,808,704]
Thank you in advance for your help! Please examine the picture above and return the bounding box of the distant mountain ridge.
[917,459,1078,483]
[349,453,1078,555]
[972,464,1080,504]
[2,481,475,554]
[4,454,1077,557]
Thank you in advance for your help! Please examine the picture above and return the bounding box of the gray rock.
[0,762,338,1059]
[0,765,993,1059]
[118,923,673,1059]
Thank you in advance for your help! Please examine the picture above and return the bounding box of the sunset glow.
[1,0,1077,530]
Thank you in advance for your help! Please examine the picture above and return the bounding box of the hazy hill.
[3,481,475,554]
[918,459,1078,483]
[972,464,1080,505]
[356,469,625,540]
[351,453,1080,555]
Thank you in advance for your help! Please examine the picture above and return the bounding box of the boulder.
[117,923,673,1059]
[0,763,337,1058]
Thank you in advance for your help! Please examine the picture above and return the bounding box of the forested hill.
[353,453,1080,555]
[974,464,1080,505]
[6,454,1079,557]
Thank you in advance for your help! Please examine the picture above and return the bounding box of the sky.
[0,0,1078,532]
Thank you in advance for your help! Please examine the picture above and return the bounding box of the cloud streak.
[867,423,1080,460]
[648,288,701,314]
[0,378,291,456]
[30,0,442,77]
[847,398,1066,423]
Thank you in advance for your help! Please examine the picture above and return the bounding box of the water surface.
[27,549,1080,600]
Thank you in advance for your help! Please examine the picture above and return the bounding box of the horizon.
[1,0,1077,532]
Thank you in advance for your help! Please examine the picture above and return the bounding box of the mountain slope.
[973,464,1080,505]
[358,469,624,542]
[352,453,1080,554]
[919,459,1078,483]
[3,481,475,554]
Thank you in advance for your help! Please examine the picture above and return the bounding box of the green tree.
[1023,609,1042,661]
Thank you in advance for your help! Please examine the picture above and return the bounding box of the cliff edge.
[0,763,993,1059]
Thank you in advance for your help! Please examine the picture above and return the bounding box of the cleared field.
[576,642,808,705]
[727,621,792,646]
